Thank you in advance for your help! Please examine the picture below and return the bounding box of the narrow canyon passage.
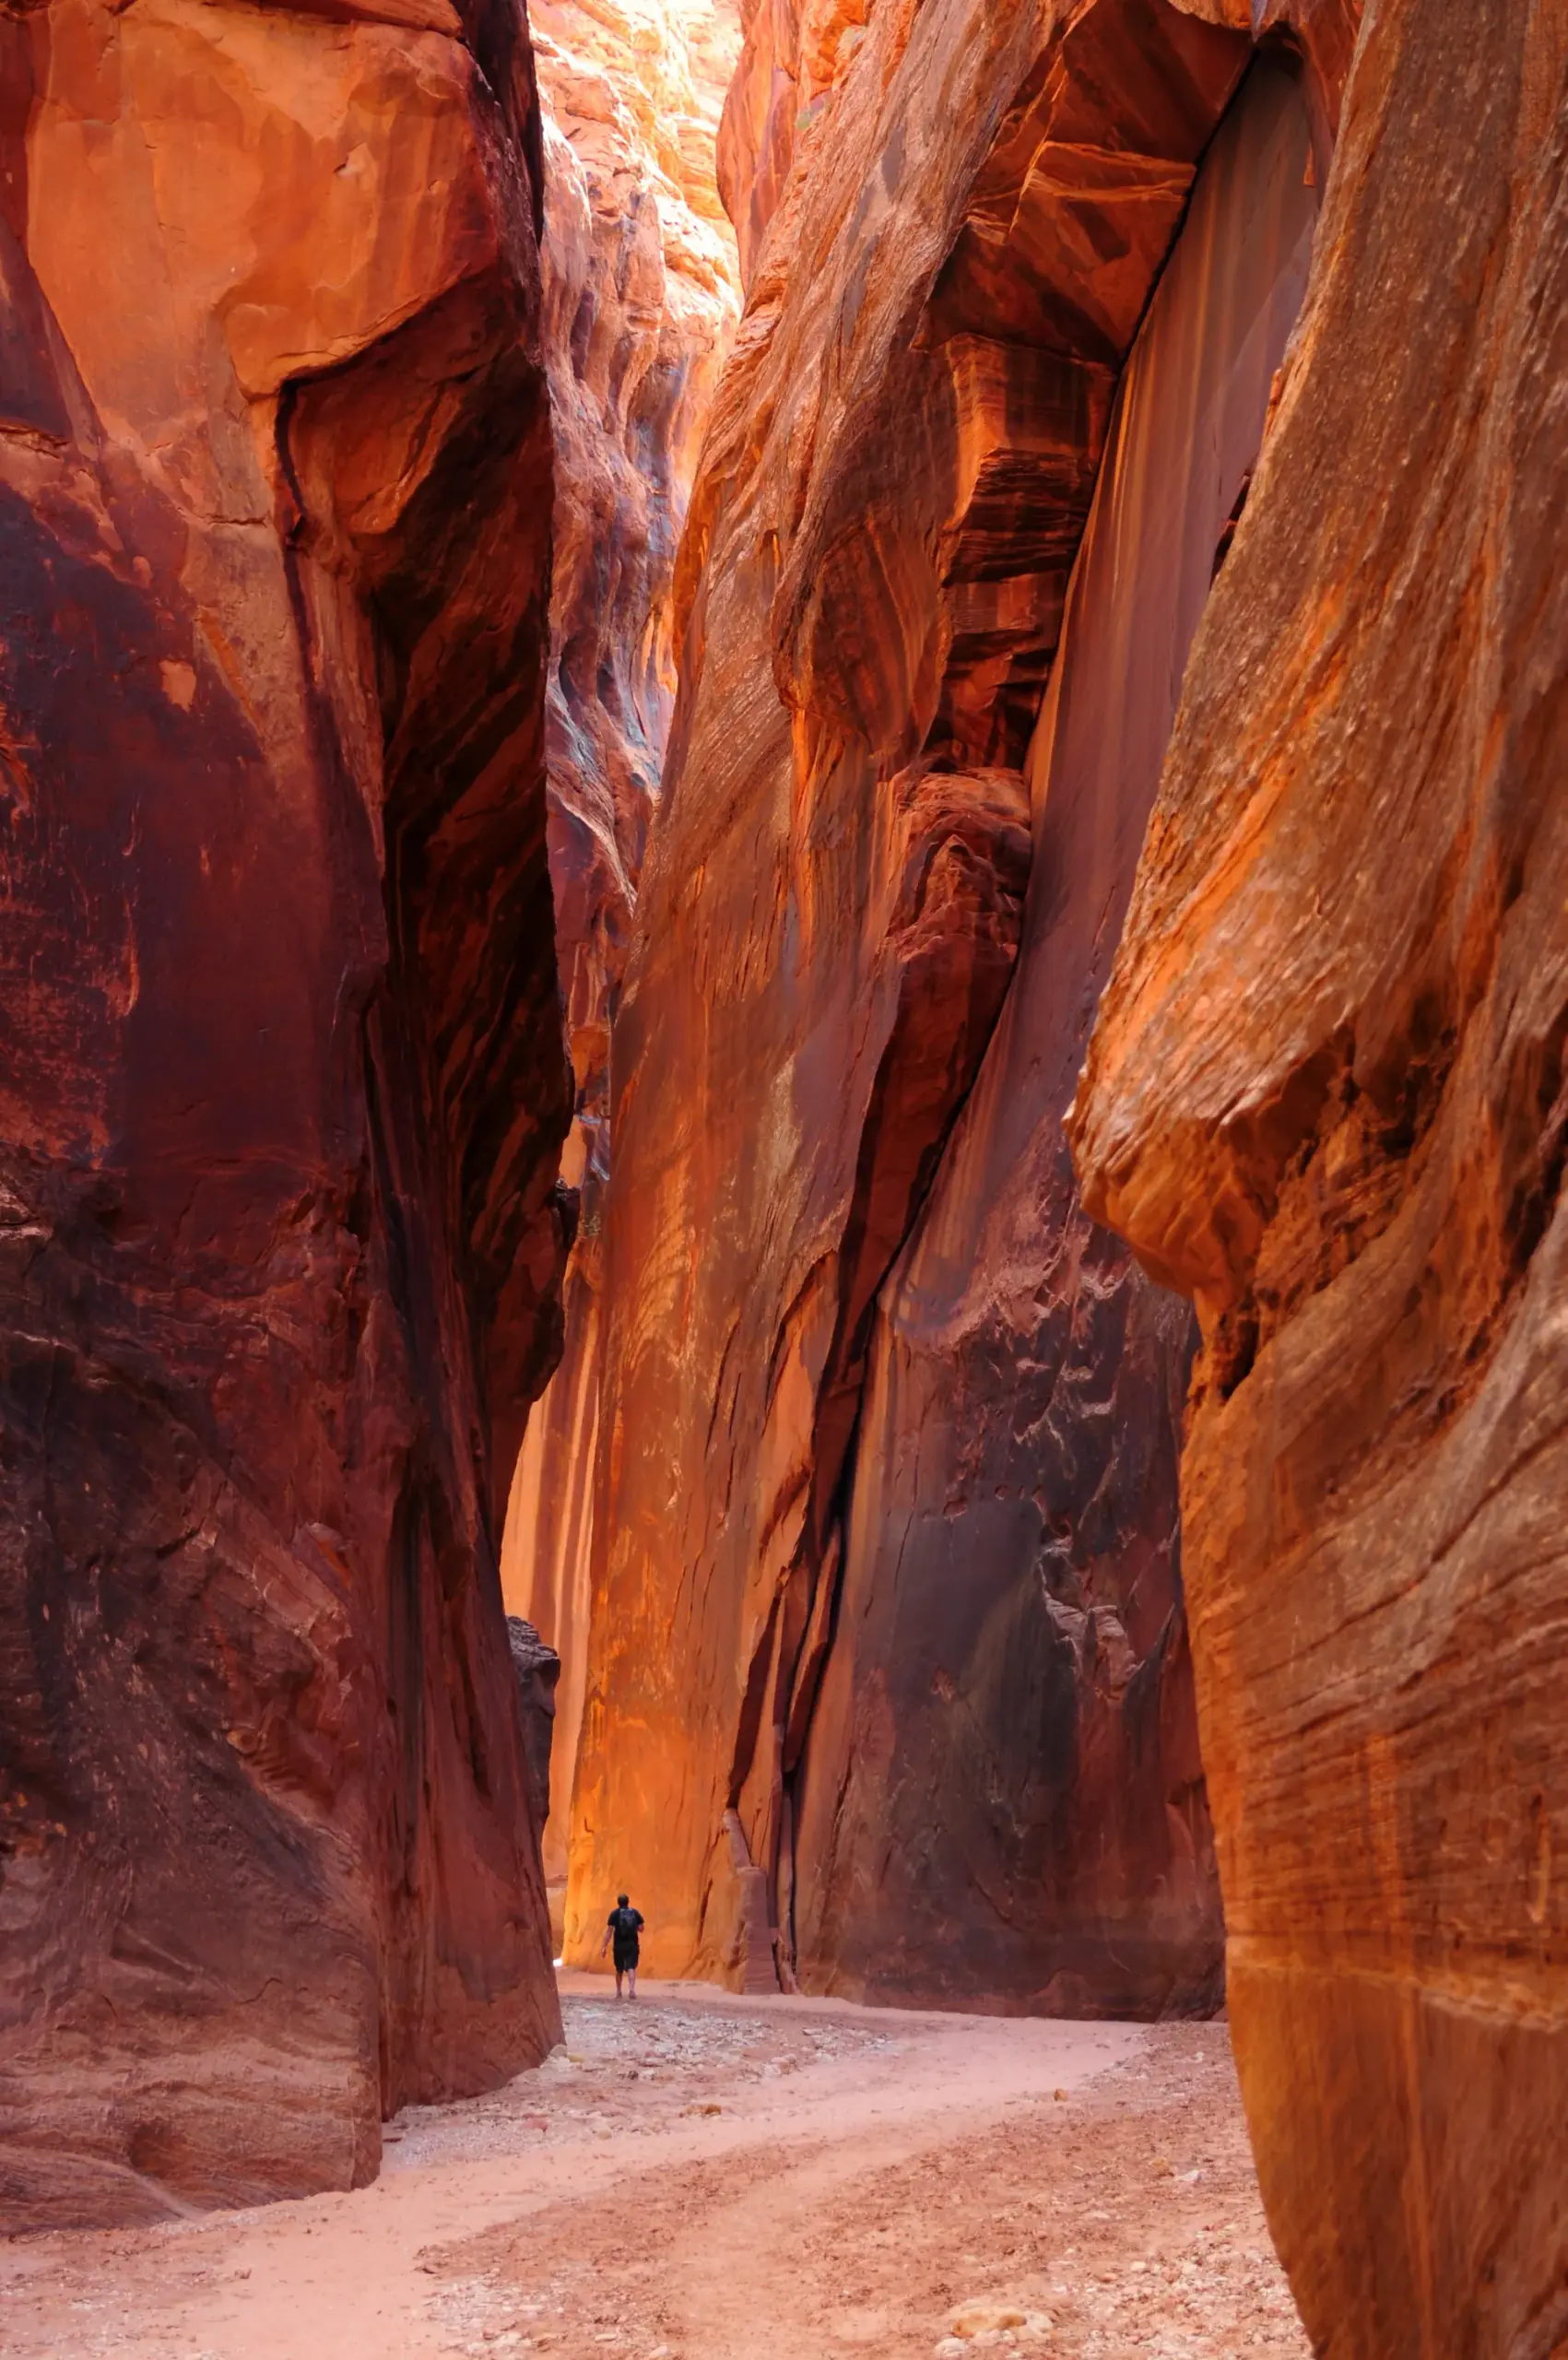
[497,0,743,1946]
[2,0,1564,2348]
[1,1981,1308,2360]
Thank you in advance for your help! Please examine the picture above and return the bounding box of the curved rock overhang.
[788,41,1328,2015]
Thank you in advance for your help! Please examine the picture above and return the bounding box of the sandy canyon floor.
[2,1975,1310,2359]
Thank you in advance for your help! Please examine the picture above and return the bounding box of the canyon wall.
[569,0,1358,2002]
[717,0,874,288]
[1069,0,1568,2350]
[500,0,740,1913]
[0,0,566,2228]
[791,52,1323,2014]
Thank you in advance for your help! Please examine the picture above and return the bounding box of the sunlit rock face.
[719,0,875,288]
[1070,0,1568,2349]
[569,0,1359,2007]
[0,0,566,2228]
[500,0,741,1913]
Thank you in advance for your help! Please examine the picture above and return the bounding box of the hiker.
[599,1892,644,1998]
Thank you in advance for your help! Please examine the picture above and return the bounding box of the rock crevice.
[498,0,743,1928]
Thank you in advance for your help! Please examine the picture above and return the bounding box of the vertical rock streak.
[789,56,1323,2011]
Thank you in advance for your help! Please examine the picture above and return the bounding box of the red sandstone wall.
[717,0,872,287]
[569,0,1357,2002]
[500,0,741,1918]
[1070,0,1568,2348]
[791,56,1323,2012]
[0,0,566,2228]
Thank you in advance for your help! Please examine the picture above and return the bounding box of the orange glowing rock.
[500,0,742,1917]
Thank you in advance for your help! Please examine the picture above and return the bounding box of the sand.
[0,1972,1310,2357]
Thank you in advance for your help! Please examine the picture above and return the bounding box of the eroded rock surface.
[570,0,1355,2005]
[500,0,741,1904]
[507,1618,562,1838]
[0,0,565,2227]
[718,0,875,289]
[1070,0,1568,2349]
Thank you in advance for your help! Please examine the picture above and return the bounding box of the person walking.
[599,1893,644,1998]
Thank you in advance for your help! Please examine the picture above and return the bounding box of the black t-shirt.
[607,1906,643,1951]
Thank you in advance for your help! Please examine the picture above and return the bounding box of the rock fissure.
[497,0,744,1944]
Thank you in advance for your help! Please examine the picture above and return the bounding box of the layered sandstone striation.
[0,0,566,2228]
[1069,0,1568,2349]
[571,0,1357,2006]
[501,0,741,1908]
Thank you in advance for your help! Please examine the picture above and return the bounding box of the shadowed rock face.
[1070,0,1568,2349]
[569,0,1357,2005]
[507,1618,562,1837]
[498,0,741,1908]
[0,0,566,2228]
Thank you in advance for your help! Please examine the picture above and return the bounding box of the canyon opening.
[1,2,1564,2358]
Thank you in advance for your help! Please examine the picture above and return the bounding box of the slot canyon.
[0,5,1563,2360]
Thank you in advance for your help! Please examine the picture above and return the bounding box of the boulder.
[507,1619,562,1837]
